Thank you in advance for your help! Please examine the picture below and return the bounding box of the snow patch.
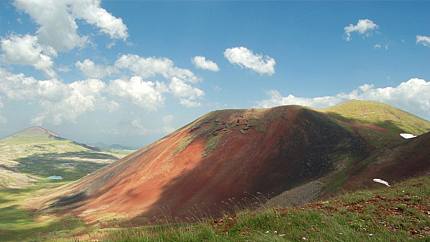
[400,133,417,139]
[372,178,390,187]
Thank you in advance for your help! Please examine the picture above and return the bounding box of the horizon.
[0,0,429,147]
[1,98,428,149]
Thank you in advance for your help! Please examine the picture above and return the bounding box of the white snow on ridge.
[400,133,417,139]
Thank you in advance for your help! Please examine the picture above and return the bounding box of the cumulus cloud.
[257,78,430,119]
[344,19,378,41]
[74,54,205,108]
[33,79,106,125]
[192,56,219,72]
[108,54,205,107]
[0,34,57,78]
[0,68,63,100]
[224,46,276,75]
[115,54,199,83]
[13,0,128,52]
[416,35,430,47]
[0,68,106,125]
[75,59,117,79]
[0,50,205,126]
[168,77,204,107]
[69,0,128,40]
[109,76,167,110]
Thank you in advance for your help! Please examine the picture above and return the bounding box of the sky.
[0,0,429,148]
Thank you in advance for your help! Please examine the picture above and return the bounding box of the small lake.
[47,175,63,180]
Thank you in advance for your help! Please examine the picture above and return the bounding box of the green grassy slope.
[1,172,428,241]
[323,100,430,149]
[0,127,131,188]
[324,100,430,135]
[0,183,85,242]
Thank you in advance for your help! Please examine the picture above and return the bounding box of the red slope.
[41,106,367,222]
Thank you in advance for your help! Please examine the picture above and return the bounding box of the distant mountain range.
[0,126,133,189]
[35,100,430,223]
[90,142,137,151]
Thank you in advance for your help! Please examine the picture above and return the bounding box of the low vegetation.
[97,175,430,242]
[324,100,430,135]
[1,174,428,241]
[203,134,222,157]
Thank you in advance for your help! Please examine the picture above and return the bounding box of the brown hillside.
[37,105,367,222]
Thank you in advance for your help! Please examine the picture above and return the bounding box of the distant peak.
[8,126,61,139]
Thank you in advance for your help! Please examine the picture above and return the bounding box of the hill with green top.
[324,100,430,134]
[323,100,430,148]
[0,127,132,189]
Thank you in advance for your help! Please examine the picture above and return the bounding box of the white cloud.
[344,19,378,41]
[257,78,430,119]
[1,49,206,125]
[169,77,204,107]
[0,68,106,125]
[112,54,205,107]
[373,43,388,50]
[192,56,219,72]
[258,91,341,109]
[1,34,57,78]
[115,54,199,83]
[75,59,116,79]
[69,0,128,40]
[109,76,167,110]
[13,0,127,52]
[76,54,206,109]
[416,35,430,47]
[33,79,106,125]
[0,68,63,100]
[224,46,276,75]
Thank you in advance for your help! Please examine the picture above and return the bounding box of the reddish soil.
[42,106,365,222]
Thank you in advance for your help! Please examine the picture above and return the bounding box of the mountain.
[35,101,430,223]
[0,127,129,188]
[4,126,61,140]
[90,142,136,151]
[323,100,430,148]
[324,100,430,134]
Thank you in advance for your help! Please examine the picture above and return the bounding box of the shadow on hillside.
[123,108,369,224]
[0,205,83,242]
[325,112,405,134]
[0,164,16,172]
[15,151,117,181]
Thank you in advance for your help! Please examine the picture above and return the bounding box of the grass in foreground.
[0,182,87,242]
[31,175,428,242]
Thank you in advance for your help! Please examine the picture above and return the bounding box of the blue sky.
[0,0,429,147]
